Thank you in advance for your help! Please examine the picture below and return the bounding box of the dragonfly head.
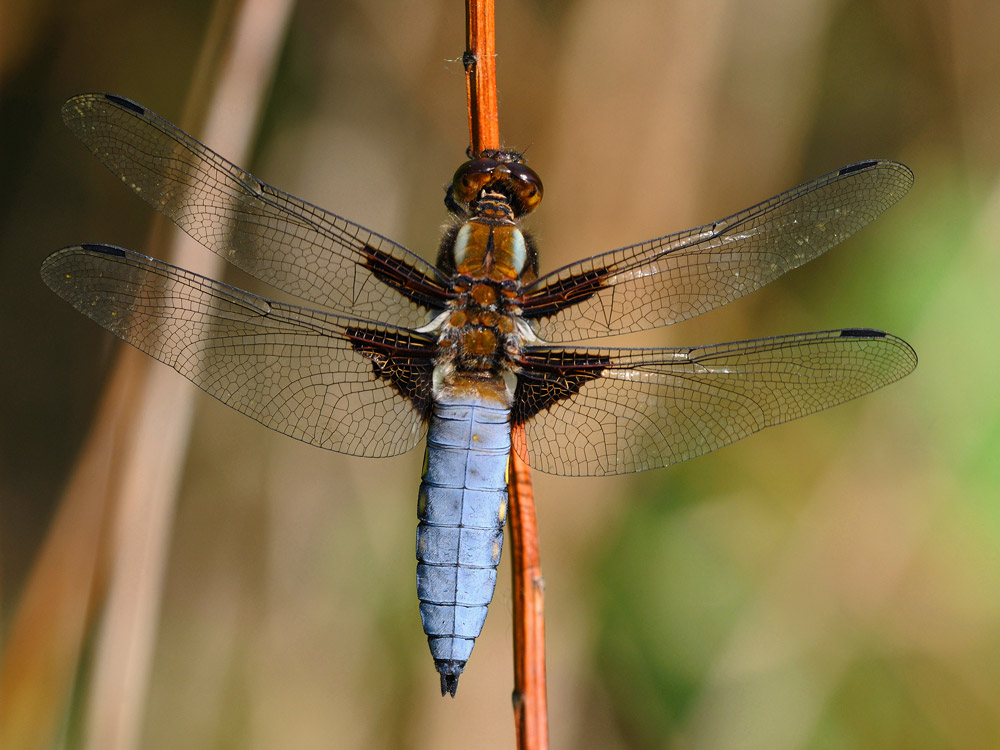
[447,151,543,218]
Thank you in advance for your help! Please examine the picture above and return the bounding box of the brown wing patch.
[518,266,612,320]
[361,243,451,310]
[345,325,437,419]
[513,348,612,423]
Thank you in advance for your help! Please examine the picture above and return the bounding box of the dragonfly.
[42,93,917,697]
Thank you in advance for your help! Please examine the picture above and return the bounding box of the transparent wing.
[513,329,917,476]
[521,161,913,341]
[62,93,449,327]
[41,244,436,457]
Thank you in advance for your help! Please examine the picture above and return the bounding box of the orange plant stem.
[465,1,548,747]
[509,434,548,750]
[465,0,500,155]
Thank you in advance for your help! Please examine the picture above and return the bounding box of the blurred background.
[2,0,999,748]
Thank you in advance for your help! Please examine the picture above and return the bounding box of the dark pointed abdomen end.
[436,660,465,698]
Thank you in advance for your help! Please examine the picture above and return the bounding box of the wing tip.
[837,159,914,193]
[839,328,918,369]
[61,93,146,128]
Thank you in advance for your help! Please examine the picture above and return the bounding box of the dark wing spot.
[102,94,146,116]
[839,328,886,338]
[79,243,127,258]
[838,160,879,176]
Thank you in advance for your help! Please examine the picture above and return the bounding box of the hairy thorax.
[426,193,539,405]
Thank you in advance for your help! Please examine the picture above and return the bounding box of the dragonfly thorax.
[451,219,527,282]
[435,280,521,373]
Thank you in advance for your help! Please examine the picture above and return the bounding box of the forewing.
[521,161,913,341]
[513,330,916,476]
[62,93,449,326]
[41,245,435,457]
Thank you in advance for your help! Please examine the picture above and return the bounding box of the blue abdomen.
[416,393,510,696]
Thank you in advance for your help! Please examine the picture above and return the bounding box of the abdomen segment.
[416,395,510,696]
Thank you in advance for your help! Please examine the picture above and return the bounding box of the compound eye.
[507,163,544,214]
[452,158,500,203]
